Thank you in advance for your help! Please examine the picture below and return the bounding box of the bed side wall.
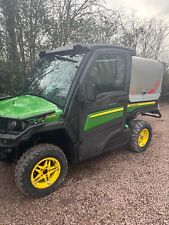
[129,56,163,102]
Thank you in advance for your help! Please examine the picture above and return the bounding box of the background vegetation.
[0,0,169,98]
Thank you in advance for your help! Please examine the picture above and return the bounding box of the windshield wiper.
[55,55,78,63]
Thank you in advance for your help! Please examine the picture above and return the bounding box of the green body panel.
[0,95,63,121]
[84,107,124,132]
[44,113,60,123]
[127,102,156,113]
[0,94,156,131]
[84,101,156,132]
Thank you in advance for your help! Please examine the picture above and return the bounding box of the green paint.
[84,107,124,132]
[127,103,155,113]
[84,101,155,132]
[44,113,59,123]
[0,95,63,122]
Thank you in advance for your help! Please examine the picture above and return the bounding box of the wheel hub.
[31,157,61,189]
[138,128,149,147]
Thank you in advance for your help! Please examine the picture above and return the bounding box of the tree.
[70,9,119,44]
[45,0,103,47]
[0,1,168,95]
[0,0,22,93]
[1,0,20,68]
[117,12,169,59]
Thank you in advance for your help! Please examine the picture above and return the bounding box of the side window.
[87,53,126,96]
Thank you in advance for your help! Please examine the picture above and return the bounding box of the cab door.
[77,48,132,161]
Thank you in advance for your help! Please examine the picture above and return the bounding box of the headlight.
[7,120,18,130]
[7,120,28,131]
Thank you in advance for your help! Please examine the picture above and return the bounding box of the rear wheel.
[128,120,152,152]
[15,144,68,198]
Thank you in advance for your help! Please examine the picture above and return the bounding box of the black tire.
[15,144,68,198]
[128,120,152,153]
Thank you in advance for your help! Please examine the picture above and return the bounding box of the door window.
[87,53,126,96]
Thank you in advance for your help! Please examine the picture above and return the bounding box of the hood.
[0,95,63,120]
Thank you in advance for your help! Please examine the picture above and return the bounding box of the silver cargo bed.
[129,57,163,102]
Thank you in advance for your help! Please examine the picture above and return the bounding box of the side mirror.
[86,82,96,102]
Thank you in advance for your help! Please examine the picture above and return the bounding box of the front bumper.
[0,123,45,148]
[0,123,46,161]
[0,120,64,149]
[0,148,14,161]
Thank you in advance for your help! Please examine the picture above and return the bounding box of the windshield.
[25,54,84,108]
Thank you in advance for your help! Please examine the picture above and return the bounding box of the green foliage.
[0,0,168,96]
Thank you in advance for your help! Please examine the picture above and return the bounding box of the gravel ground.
[0,104,169,225]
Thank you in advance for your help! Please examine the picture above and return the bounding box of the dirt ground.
[0,104,169,225]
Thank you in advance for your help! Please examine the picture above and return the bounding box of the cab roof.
[40,44,136,57]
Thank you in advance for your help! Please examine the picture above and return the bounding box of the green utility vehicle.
[0,44,163,197]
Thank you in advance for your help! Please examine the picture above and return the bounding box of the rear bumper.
[141,109,162,118]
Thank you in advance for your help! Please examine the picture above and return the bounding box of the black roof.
[40,44,136,57]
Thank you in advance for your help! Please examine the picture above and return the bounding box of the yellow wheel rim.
[31,157,61,189]
[138,128,150,147]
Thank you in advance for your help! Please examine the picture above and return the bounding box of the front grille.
[0,117,8,133]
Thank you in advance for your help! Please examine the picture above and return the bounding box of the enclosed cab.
[0,44,163,198]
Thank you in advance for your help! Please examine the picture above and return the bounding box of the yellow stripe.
[127,101,156,108]
[89,101,155,119]
[90,107,124,118]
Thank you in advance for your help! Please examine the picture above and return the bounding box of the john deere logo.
[45,113,56,119]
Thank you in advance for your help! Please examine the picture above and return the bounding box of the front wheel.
[128,120,152,153]
[15,144,68,198]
